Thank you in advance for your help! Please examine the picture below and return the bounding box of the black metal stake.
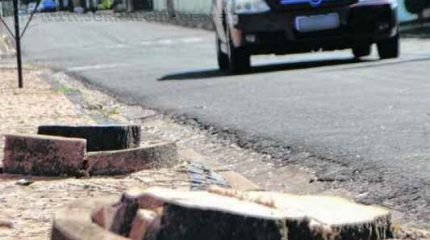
[12,0,23,88]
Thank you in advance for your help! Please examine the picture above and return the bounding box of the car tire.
[377,34,400,59]
[217,37,229,70]
[352,45,371,59]
[226,27,250,74]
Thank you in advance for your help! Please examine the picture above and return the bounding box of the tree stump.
[117,187,393,240]
[38,125,141,152]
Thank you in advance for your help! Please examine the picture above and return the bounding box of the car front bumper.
[231,3,398,54]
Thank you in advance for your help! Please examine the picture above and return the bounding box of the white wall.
[153,0,424,23]
[154,0,211,14]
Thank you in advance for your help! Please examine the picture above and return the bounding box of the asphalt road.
[20,14,430,228]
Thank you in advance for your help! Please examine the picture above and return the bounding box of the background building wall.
[0,1,13,17]
[152,0,429,23]
[154,0,211,14]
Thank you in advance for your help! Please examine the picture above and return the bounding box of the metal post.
[12,0,23,88]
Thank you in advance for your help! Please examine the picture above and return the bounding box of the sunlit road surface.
[21,14,430,228]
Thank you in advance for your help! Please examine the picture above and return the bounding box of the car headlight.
[233,0,271,14]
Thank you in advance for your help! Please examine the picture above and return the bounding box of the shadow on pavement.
[159,69,229,81]
[325,56,430,72]
[159,57,371,81]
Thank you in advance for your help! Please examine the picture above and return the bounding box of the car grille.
[266,0,358,10]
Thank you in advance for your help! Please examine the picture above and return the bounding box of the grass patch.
[57,86,81,95]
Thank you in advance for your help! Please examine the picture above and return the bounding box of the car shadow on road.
[158,58,373,81]
[323,56,430,72]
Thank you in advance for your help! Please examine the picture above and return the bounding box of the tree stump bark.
[38,125,141,152]
[118,187,394,240]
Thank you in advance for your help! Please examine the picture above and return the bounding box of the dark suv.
[212,0,399,73]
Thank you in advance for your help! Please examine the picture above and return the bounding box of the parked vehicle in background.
[212,0,400,73]
[28,0,57,13]
[38,0,57,12]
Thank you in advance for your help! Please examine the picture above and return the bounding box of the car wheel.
[377,34,400,59]
[226,27,250,74]
[217,37,229,70]
[352,45,371,59]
